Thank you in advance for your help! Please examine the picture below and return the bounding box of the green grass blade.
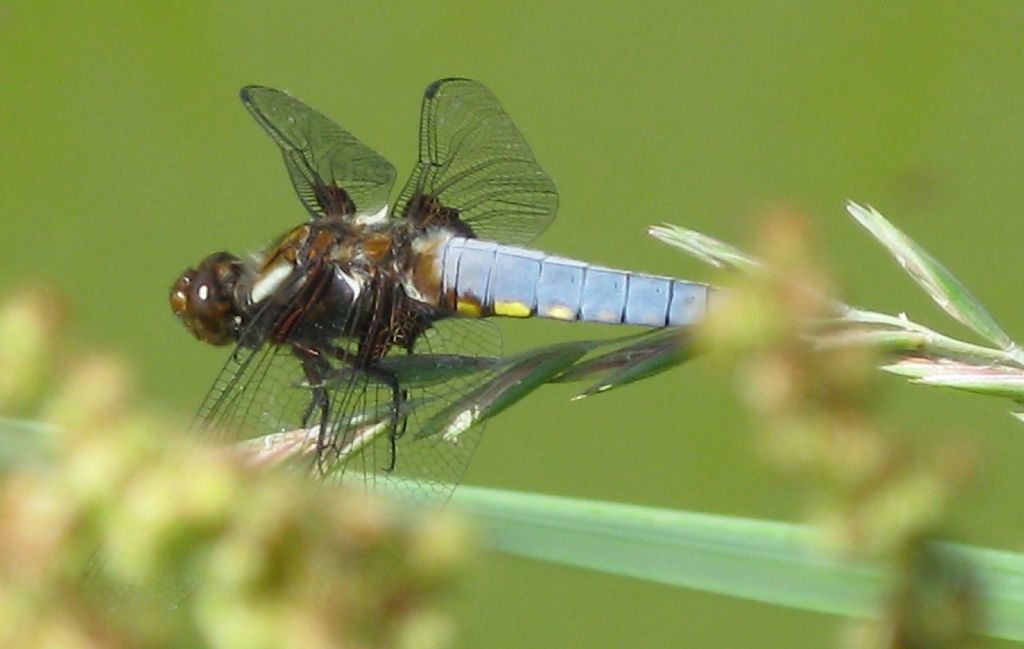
[414,341,591,440]
[648,223,762,273]
[450,485,1024,641]
[880,358,1024,399]
[845,202,1018,355]
[552,329,693,398]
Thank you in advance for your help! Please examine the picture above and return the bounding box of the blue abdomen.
[437,237,709,327]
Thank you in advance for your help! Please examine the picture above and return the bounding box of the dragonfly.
[170,78,711,502]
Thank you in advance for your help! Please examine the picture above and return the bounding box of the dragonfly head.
[170,252,247,346]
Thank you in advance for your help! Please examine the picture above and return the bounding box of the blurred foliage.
[6,4,1024,638]
[6,5,1024,645]
[2,196,1019,647]
[0,287,66,416]
[0,290,469,649]
[697,209,977,648]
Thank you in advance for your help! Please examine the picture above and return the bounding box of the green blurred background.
[3,2,1024,646]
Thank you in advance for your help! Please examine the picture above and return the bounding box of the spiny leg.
[293,344,333,471]
[322,344,405,472]
[368,366,403,473]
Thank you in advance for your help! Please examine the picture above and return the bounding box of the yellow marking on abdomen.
[456,300,483,317]
[541,304,576,321]
[591,309,621,324]
[493,300,532,318]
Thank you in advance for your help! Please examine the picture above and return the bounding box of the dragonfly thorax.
[172,79,580,501]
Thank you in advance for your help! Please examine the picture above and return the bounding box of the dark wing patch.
[241,86,397,219]
[402,193,474,237]
[393,78,558,245]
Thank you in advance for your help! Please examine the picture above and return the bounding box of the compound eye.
[169,271,196,317]
[190,271,227,318]
[169,259,238,346]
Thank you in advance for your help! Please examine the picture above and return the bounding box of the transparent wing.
[393,78,558,245]
[241,86,397,218]
[194,343,312,455]
[194,312,502,505]
[301,316,503,503]
[192,268,337,463]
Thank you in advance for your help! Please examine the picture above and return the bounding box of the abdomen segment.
[437,237,709,327]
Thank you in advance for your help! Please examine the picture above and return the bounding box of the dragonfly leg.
[366,366,403,473]
[292,344,333,471]
[321,344,407,472]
